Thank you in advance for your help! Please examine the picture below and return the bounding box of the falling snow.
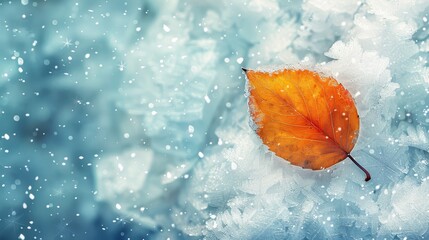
[1,0,429,239]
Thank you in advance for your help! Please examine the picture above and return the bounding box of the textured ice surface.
[1,0,429,239]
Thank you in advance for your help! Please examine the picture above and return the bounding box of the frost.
[397,124,429,152]
[96,149,153,201]
[379,178,429,236]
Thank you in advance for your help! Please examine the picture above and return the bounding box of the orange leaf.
[244,68,370,181]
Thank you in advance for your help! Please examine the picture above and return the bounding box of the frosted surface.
[1,0,429,239]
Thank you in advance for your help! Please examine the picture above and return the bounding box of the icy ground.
[1,0,429,239]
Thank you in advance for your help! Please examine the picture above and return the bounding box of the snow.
[3,133,10,140]
[1,0,429,239]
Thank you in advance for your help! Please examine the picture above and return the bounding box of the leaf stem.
[347,154,371,182]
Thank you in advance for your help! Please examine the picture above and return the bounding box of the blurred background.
[1,0,429,239]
